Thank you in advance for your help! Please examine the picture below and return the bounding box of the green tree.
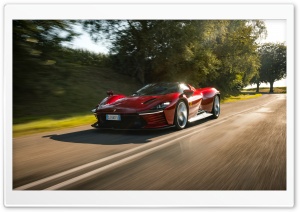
[13,20,79,94]
[13,20,79,117]
[250,73,261,92]
[83,20,266,95]
[205,20,264,94]
[258,43,286,93]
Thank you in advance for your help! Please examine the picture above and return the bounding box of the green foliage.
[13,20,79,102]
[205,20,262,94]
[258,43,286,92]
[55,47,110,66]
[84,20,265,95]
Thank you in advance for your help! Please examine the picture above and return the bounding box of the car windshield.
[132,82,182,96]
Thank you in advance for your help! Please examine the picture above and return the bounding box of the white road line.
[14,130,181,190]
[45,127,212,190]
[15,96,280,190]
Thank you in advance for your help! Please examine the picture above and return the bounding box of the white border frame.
[4,3,294,207]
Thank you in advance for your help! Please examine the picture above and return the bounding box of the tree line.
[13,20,286,112]
[82,20,286,93]
[251,42,286,92]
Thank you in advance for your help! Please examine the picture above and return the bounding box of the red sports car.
[91,82,220,130]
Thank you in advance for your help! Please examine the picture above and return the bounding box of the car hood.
[97,93,178,113]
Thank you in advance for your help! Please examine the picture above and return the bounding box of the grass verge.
[242,87,286,93]
[13,114,96,137]
[13,93,263,138]
[221,93,262,103]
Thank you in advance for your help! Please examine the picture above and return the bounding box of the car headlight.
[152,102,170,110]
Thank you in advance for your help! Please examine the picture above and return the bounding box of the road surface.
[13,94,286,190]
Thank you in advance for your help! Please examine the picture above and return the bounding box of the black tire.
[174,100,188,130]
[211,95,220,119]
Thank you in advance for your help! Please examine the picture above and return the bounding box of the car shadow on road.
[43,116,214,145]
[43,128,176,145]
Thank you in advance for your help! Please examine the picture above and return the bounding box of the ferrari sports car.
[91,82,220,130]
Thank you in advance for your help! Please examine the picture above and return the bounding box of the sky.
[64,24,110,54]
[260,20,286,44]
[67,20,287,87]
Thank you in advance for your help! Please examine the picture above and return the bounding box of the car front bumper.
[92,110,171,129]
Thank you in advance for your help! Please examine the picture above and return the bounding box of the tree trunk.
[269,81,274,93]
[256,82,260,93]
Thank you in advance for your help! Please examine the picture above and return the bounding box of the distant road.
[13,94,286,190]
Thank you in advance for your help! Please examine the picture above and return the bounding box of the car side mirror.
[107,90,114,96]
[183,89,194,98]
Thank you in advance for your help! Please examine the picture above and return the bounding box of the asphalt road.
[13,94,286,190]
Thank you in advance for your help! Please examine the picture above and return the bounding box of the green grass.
[14,65,142,122]
[13,114,96,137]
[221,93,262,103]
[242,87,286,93]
